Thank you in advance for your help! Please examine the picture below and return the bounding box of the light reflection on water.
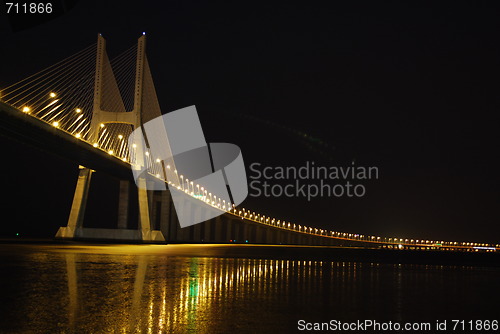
[0,244,498,333]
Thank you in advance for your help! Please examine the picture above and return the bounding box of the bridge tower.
[56,34,165,242]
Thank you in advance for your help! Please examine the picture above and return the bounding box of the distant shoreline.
[0,238,498,267]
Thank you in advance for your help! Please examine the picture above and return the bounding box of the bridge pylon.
[56,34,165,242]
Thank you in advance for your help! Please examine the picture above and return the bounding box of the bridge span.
[0,34,497,253]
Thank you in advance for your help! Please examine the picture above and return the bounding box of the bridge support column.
[259,226,267,244]
[286,231,291,244]
[234,220,240,242]
[261,227,267,243]
[255,226,260,243]
[174,203,188,242]
[193,221,201,242]
[192,206,202,242]
[266,228,272,245]
[137,178,151,239]
[226,219,232,242]
[159,190,171,239]
[56,166,93,239]
[117,180,129,229]
[214,216,223,242]
[202,220,209,242]
[248,225,255,243]
[148,189,156,228]
[242,223,249,243]
[132,179,164,241]
[176,224,185,242]
[174,215,184,241]
[169,208,179,241]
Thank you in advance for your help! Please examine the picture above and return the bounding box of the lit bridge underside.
[0,35,497,252]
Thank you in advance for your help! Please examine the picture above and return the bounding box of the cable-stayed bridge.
[0,34,497,252]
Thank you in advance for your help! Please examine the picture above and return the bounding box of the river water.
[0,243,498,333]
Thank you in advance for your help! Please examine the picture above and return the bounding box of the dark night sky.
[0,1,499,243]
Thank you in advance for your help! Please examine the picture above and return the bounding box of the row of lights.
[18,91,132,167]
[223,205,498,250]
[115,144,500,250]
[22,92,58,114]
[22,92,85,135]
